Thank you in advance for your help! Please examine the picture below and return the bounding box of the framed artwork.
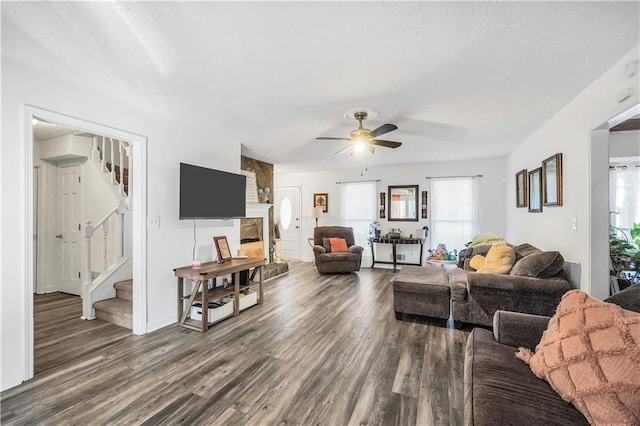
[516,169,528,208]
[214,236,232,263]
[528,167,542,213]
[543,153,563,206]
[314,193,328,213]
[379,192,386,218]
[421,191,428,219]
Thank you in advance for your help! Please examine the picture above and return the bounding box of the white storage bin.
[191,300,233,323]
[239,291,258,311]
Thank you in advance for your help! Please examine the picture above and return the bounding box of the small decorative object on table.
[214,236,233,263]
[385,228,402,239]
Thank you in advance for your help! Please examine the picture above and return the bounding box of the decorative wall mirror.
[388,185,419,221]
[542,153,563,206]
[528,167,543,213]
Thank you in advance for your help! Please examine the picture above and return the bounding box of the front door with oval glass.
[274,186,301,260]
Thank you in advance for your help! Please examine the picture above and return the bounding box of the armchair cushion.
[328,237,349,253]
[510,251,564,278]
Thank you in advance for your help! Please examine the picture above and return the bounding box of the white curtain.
[340,181,377,261]
[610,162,640,239]
[430,177,480,252]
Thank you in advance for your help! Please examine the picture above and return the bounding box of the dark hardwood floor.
[1,261,470,425]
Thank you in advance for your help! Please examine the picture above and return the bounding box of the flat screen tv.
[179,163,246,219]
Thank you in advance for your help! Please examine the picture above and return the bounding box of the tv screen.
[179,163,246,219]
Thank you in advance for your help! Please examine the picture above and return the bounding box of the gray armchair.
[312,226,364,274]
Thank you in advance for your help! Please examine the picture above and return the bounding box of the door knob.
[55,234,63,239]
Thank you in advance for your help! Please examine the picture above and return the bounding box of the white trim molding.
[23,105,148,384]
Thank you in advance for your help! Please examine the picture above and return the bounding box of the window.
[340,181,377,257]
[430,177,479,252]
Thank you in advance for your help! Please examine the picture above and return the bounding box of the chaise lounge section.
[449,243,573,326]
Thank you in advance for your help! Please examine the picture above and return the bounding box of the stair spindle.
[110,139,117,185]
[81,221,95,320]
[102,219,109,272]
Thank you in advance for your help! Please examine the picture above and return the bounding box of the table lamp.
[309,206,323,227]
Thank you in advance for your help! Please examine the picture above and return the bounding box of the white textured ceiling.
[3,2,639,172]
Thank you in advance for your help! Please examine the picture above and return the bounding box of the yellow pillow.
[469,254,486,271]
[476,244,515,274]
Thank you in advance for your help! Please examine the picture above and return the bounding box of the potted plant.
[369,221,381,238]
[609,228,637,277]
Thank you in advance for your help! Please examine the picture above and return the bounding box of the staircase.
[106,162,129,195]
[80,135,133,329]
[93,279,132,329]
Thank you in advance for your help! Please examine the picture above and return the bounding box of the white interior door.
[57,165,82,295]
[275,186,301,260]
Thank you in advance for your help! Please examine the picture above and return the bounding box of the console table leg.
[177,277,184,324]
[392,242,397,272]
[258,265,264,305]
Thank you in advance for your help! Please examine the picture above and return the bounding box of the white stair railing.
[81,201,126,319]
[95,136,131,204]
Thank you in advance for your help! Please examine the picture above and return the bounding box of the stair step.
[94,298,132,329]
[115,279,133,301]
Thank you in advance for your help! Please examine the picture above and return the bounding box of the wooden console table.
[173,257,265,332]
[369,237,425,272]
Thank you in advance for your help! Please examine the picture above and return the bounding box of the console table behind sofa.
[369,237,425,272]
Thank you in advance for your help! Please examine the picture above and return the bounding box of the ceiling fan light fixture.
[354,140,366,152]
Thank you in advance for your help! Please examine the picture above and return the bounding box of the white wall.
[1,57,242,391]
[505,46,640,299]
[275,157,506,262]
[609,131,640,158]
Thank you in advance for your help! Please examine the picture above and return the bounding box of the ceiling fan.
[317,111,402,155]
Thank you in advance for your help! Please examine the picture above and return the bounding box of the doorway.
[24,106,148,383]
[589,102,640,300]
[274,186,301,259]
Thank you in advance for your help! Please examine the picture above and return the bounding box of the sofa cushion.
[448,268,469,301]
[524,290,640,425]
[604,284,640,313]
[510,251,564,278]
[465,328,588,425]
[513,243,542,260]
[476,244,515,274]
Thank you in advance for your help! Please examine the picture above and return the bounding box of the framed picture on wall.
[380,192,386,218]
[516,169,528,208]
[421,191,428,218]
[542,153,563,206]
[528,167,542,213]
[214,236,232,263]
[314,193,328,213]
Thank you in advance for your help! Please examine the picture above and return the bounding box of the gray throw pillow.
[509,251,564,278]
[604,284,640,313]
[513,243,542,261]
[322,238,332,253]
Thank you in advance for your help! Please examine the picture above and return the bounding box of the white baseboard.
[1,368,24,392]
[146,314,176,333]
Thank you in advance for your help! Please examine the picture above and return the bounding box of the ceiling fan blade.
[369,123,398,139]
[371,139,402,149]
[334,145,352,155]
[317,137,352,141]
